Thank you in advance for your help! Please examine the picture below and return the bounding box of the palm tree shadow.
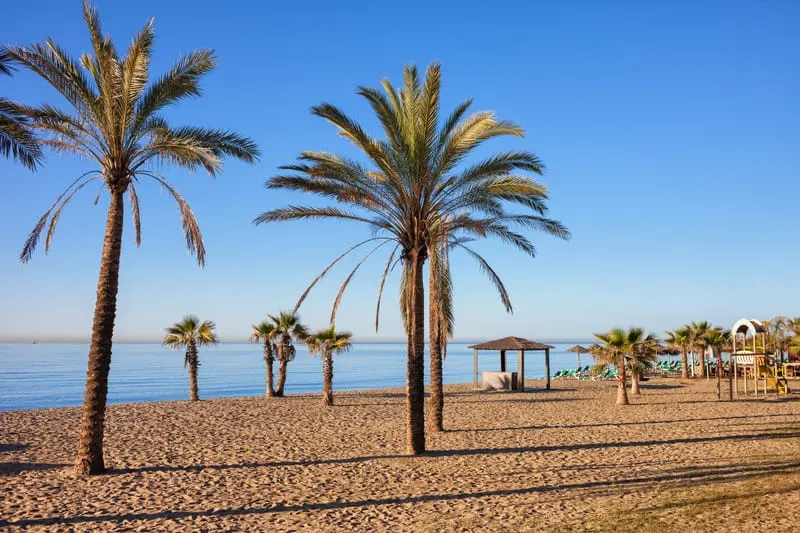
[0,443,30,452]
[449,412,793,433]
[0,462,67,475]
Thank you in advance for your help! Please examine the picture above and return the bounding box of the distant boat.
[31,341,38,344]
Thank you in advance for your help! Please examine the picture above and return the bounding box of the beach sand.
[2,378,800,532]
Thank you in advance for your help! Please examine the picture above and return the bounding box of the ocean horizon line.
[0,337,596,345]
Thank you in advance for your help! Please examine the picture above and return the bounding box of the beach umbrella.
[566,345,591,368]
[657,343,680,365]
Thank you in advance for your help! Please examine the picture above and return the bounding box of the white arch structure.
[731,318,767,356]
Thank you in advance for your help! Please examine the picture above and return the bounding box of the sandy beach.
[2,378,800,532]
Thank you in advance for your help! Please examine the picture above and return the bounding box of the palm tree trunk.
[188,340,199,401]
[74,189,125,477]
[275,355,288,397]
[631,370,641,395]
[428,266,444,432]
[716,349,722,400]
[680,346,689,379]
[616,357,629,405]
[264,342,275,397]
[322,350,334,406]
[698,345,707,378]
[406,252,426,454]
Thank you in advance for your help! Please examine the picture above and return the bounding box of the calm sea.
[0,342,592,411]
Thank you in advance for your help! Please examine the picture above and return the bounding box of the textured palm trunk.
[264,342,275,397]
[616,357,629,405]
[275,341,289,397]
[322,350,334,406]
[680,346,689,379]
[187,340,199,401]
[630,370,641,395]
[716,349,722,400]
[74,190,125,477]
[406,252,426,454]
[428,266,444,432]
[698,345,707,378]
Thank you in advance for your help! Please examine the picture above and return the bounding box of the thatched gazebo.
[468,336,555,392]
[566,345,590,368]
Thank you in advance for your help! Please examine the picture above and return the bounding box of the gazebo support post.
[500,350,506,372]
[517,350,525,392]
[473,349,478,389]
[545,348,551,390]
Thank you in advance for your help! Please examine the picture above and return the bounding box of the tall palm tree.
[305,326,352,406]
[689,321,712,378]
[8,2,259,476]
[703,328,729,400]
[268,311,309,397]
[250,321,278,397]
[163,315,218,402]
[255,63,568,453]
[594,328,629,405]
[0,48,42,169]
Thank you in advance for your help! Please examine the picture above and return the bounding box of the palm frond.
[329,241,392,325]
[141,172,205,266]
[292,237,392,313]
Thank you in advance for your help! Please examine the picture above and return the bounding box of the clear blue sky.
[1,1,798,342]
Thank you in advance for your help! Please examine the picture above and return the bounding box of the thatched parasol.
[566,344,591,367]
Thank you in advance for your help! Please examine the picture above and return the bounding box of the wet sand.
[2,378,800,532]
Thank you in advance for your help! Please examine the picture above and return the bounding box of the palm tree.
[667,326,691,379]
[250,321,278,397]
[255,63,568,453]
[594,328,629,405]
[163,315,218,402]
[0,48,42,169]
[703,328,729,400]
[628,330,659,395]
[689,321,712,378]
[268,311,309,397]
[8,2,259,476]
[768,316,790,363]
[305,326,352,406]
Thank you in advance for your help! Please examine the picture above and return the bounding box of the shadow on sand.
[8,456,799,528]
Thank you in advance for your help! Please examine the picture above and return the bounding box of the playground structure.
[730,318,791,396]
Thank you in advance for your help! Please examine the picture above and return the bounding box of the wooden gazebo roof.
[468,336,555,351]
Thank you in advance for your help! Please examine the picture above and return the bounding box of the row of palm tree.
[594,323,735,405]
[4,2,568,475]
[165,314,351,407]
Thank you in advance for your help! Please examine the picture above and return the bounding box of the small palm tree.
[268,311,309,397]
[627,330,659,395]
[0,49,42,169]
[667,326,691,379]
[703,328,729,400]
[255,63,568,452]
[305,326,352,406]
[250,321,278,397]
[8,2,258,476]
[689,321,712,378]
[163,315,218,401]
[594,328,629,405]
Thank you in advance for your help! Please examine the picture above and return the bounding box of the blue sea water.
[0,342,593,411]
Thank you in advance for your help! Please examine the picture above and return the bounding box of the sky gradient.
[1,1,799,342]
